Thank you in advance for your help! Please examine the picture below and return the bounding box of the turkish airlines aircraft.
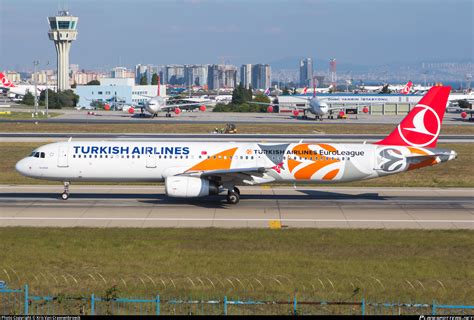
[0,72,52,98]
[16,86,456,204]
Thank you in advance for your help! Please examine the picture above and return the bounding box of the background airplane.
[135,78,212,117]
[0,72,54,100]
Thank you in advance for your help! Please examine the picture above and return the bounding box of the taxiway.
[0,185,472,229]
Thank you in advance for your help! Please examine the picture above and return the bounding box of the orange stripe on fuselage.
[408,158,438,171]
[287,158,301,172]
[323,169,339,180]
[408,147,429,155]
[294,158,339,179]
[187,147,238,171]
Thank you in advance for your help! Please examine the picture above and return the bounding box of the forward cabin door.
[57,145,69,167]
[146,153,157,168]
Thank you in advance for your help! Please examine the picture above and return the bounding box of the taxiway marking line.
[0,217,471,223]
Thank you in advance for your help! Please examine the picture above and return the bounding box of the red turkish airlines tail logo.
[375,86,450,148]
[0,73,15,88]
[400,81,413,94]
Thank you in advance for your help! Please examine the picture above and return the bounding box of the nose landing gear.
[61,181,70,200]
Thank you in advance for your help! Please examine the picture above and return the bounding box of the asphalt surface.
[0,185,472,229]
[1,108,470,125]
[0,132,472,143]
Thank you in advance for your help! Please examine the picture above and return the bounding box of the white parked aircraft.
[0,72,54,99]
[16,86,456,204]
[135,78,212,117]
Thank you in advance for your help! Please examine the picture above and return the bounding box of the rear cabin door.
[57,146,69,167]
[146,153,157,168]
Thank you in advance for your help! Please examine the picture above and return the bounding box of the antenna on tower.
[329,58,337,91]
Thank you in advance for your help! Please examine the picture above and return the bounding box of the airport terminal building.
[75,78,166,108]
[277,93,425,115]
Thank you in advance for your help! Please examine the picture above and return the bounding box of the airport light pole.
[33,60,39,116]
[45,61,49,118]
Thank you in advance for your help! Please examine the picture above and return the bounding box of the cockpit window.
[30,151,45,158]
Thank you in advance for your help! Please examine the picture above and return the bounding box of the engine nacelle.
[165,176,218,198]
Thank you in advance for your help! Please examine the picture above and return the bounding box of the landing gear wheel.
[234,187,240,196]
[166,113,171,118]
[226,191,240,204]
[61,181,70,200]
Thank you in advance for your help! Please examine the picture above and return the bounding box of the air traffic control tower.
[48,11,78,91]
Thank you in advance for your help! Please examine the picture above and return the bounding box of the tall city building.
[299,58,313,87]
[184,65,209,87]
[165,65,185,85]
[251,64,271,90]
[48,10,78,91]
[240,64,252,88]
[207,65,237,90]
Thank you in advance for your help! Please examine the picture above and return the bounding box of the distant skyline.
[1,0,473,71]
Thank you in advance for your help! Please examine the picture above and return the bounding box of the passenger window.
[41,152,45,158]
[245,156,248,160]
[94,155,97,158]
[78,155,81,158]
[73,155,76,158]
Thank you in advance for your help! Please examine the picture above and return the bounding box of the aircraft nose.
[15,158,31,176]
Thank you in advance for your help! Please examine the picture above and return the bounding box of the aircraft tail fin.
[400,81,413,94]
[0,72,16,88]
[375,86,450,148]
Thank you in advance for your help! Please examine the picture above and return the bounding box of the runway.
[0,185,472,229]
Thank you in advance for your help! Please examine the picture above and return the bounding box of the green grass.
[0,111,60,120]
[1,142,473,187]
[0,122,473,134]
[0,228,472,304]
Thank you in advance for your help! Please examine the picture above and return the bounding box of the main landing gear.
[165,113,172,118]
[61,181,70,200]
[226,187,240,204]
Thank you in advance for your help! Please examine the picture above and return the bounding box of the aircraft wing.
[161,101,212,111]
[182,167,268,184]
[247,100,311,110]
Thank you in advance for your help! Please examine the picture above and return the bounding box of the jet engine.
[165,176,219,197]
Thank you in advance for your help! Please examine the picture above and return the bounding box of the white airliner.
[136,77,212,117]
[16,86,456,204]
[0,72,54,99]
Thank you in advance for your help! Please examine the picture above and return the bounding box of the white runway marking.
[0,217,471,224]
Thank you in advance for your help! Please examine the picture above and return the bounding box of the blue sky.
[0,0,472,71]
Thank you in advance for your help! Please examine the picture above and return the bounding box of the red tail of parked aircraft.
[0,73,16,88]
